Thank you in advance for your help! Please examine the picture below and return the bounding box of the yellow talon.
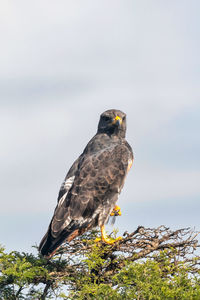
[110,205,121,216]
[94,225,122,244]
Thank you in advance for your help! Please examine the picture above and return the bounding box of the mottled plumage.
[39,109,133,258]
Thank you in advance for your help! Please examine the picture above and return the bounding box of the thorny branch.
[60,225,199,259]
[1,226,199,298]
[53,226,200,284]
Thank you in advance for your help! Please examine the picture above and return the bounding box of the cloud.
[126,165,200,203]
[0,1,200,252]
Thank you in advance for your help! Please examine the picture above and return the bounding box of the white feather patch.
[58,176,75,206]
[63,175,75,190]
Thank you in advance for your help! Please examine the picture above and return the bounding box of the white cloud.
[0,102,72,164]
[125,164,200,204]
[0,1,200,251]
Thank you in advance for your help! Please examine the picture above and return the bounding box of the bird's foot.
[95,225,122,244]
[110,205,121,216]
[95,236,122,244]
[102,235,122,244]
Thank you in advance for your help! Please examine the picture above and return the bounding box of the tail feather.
[39,223,88,258]
[39,230,74,258]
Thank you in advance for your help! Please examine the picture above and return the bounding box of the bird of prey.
[39,109,133,258]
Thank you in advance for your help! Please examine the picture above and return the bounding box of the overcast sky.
[1,1,200,253]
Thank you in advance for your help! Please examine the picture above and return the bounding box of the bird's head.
[97,109,126,138]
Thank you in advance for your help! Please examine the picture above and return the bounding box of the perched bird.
[39,109,133,258]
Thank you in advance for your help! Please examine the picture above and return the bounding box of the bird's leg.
[95,225,122,244]
[101,225,122,243]
[101,225,114,243]
[110,205,121,216]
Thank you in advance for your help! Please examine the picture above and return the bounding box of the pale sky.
[1,0,200,253]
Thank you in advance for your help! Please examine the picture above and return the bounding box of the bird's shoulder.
[83,133,132,156]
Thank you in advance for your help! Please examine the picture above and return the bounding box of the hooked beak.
[112,115,122,126]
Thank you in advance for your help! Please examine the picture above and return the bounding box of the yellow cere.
[115,115,122,121]
[114,115,122,124]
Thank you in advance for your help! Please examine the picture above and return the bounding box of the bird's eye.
[103,116,110,122]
